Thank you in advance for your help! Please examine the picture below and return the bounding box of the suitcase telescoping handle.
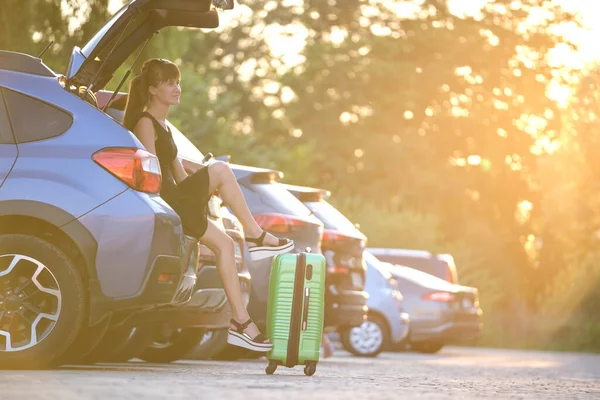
[302,287,310,330]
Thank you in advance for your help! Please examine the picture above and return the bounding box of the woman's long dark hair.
[123,58,181,131]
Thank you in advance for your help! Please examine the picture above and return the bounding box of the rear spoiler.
[281,184,331,202]
[230,163,284,185]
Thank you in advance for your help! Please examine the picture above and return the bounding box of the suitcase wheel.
[304,363,316,376]
[265,361,277,375]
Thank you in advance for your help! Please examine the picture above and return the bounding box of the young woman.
[123,58,294,352]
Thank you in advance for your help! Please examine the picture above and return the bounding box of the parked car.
[340,251,410,357]
[339,251,410,357]
[381,263,482,353]
[84,91,250,363]
[232,166,324,327]
[284,185,369,334]
[367,248,459,284]
[0,0,223,367]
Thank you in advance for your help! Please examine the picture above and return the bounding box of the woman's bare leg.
[206,161,279,246]
[200,219,268,342]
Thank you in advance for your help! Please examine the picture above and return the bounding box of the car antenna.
[101,35,153,112]
[37,41,55,59]
[80,10,139,102]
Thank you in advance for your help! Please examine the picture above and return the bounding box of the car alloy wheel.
[0,254,62,352]
[348,320,383,355]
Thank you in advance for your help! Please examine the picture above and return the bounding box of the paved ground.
[1,347,599,399]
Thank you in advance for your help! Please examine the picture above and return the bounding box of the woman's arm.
[133,117,157,155]
[171,157,189,184]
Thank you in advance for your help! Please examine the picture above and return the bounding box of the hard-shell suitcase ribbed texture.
[265,252,326,376]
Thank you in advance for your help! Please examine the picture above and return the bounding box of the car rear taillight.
[253,213,310,233]
[93,148,161,193]
[422,292,455,302]
[328,265,349,274]
[322,229,366,249]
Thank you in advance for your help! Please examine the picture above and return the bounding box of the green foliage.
[3,0,600,352]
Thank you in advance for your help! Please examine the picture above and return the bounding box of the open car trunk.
[67,0,220,91]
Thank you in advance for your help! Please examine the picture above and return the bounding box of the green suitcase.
[265,252,326,376]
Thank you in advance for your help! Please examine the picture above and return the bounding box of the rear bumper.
[120,255,250,331]
[409,318,483,343]
[325,288,369,328]
[389,312,411,344]
[79,193,197,325]
[121,286,232,330]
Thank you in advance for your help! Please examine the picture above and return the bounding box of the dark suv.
[231,165,324,332]
[284,185,368,332]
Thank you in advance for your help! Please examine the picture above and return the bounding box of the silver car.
[383,264,483,353]
[340,251,410,357]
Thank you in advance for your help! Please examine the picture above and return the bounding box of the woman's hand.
[172,157,189,184]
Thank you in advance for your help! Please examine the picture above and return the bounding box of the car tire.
[109,327,155,362]
[340,314,388,358]
[411,341,444,354]
[0,234,86,369]
[189,329,229,360]
[79,323,141,364]
[63,315,112,365]
[138,326,206,363]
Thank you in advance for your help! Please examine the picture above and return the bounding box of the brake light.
[93,148,161,193]
[253,213,309,233]
[322,230,366,249]
[328,266,349,274]
[422,292,455,302]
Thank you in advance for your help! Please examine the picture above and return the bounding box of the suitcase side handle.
[302,287,310,330]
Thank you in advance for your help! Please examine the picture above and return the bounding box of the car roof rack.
[0,51,55,77]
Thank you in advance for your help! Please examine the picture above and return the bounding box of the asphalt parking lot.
[1,347,599,400]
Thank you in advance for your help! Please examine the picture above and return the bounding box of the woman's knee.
[212,234,235,257]
[208,161,233,183]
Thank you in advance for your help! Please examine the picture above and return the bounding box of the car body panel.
[0,144,16,188]
[77,189,181,298]
[363,251,409,344]
[383,264,482,344]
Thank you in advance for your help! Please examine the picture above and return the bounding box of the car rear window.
[0,90,14,144]
[304,200,357,233]
[3,89,72,143]
[248,183,314,217]
[375,254,440,275]
[392,266,454,290]
[364,251,393,280]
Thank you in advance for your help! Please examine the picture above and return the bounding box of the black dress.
[137,111,211,239]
